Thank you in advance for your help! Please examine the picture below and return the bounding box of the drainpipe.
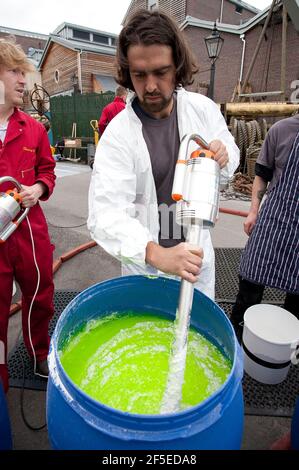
[220,0,224,23]
[239,34,246,83]
[77,50,83,93]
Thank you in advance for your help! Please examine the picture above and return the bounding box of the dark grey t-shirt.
[132,96,184,247]
[257,114,299,191]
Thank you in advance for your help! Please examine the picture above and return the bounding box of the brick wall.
[0,31,47,54]
[186,0,256,25]
[123,0,186,24]
[184,27,242,102]
[242,17,299,102]
[184,16,299,103]
[124,0,148,23]
[124,0,256,25]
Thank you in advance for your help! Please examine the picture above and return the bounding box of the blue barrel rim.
[49,275,243,441]
[51,276,241,415]
[0,379,13,450]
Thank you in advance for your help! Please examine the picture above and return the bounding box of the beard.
[11,90,25,107]
[140,92,174,116]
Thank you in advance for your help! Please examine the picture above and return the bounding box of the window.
[54,69,59,83]
[73,29,90,41]
[148,0,158,11]
[93,34,109,45]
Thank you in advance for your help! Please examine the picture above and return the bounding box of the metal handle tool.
[160,133,220,414]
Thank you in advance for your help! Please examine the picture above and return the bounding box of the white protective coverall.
[88,88,240,299]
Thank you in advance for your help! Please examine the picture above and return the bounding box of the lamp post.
[204,22,224,101]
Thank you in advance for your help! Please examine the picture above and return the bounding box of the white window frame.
[54,69,60,84]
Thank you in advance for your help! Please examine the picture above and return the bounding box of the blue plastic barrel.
[47,276,244,450]
[0,380,12,450]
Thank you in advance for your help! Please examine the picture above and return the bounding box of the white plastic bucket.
[242,304,299,384]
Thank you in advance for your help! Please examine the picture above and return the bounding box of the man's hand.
[19,183,46,208]
[146,241,204,283]
[209,139,228,169]
[244,212,258,236]
[243,176,267,236]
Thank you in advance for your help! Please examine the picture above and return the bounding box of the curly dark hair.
[116,9,198,91]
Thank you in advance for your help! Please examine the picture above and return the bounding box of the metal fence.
[50,92,114,143]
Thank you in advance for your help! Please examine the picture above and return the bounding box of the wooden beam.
[281,4,288,100]
[225,102,299,116]
[238,0,278,101]
[239,91,283,98]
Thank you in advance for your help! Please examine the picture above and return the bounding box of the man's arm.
[19,124,55,206]
[206,99,240,177]
[243,175,267,236]
[209,139,229,169]
[98,106,109,136]
[19,182,47,208]
[146,241,203,284]
[88,123,154,268]
[34,125,56,200]
[244,124,276,236]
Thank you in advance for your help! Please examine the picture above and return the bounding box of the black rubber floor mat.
[218,302,299,418]
[215,248,285,303]
[8,291,79,391]
[8,251,296,417]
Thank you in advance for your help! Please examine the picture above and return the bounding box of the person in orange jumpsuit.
[98,85,127,136]
[0,37,56,392]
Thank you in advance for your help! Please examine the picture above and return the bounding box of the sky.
[1,1,272,36]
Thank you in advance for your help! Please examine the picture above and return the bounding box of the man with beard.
[88,10,239,299]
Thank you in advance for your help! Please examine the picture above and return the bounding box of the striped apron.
[239,130,299,294]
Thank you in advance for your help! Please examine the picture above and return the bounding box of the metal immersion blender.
[160,133,221,414]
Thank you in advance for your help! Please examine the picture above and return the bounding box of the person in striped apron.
[231,114,299,340]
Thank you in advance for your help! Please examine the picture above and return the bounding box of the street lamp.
[204,22,224,101]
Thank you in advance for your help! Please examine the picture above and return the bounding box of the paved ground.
[54,161,91,178]
[5,161,292,450]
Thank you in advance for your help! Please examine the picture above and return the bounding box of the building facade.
[123,0,299,103]
[38,23,118,97]
[0,25,48,107]
[123,0,259,27]
[0,25,47,58]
